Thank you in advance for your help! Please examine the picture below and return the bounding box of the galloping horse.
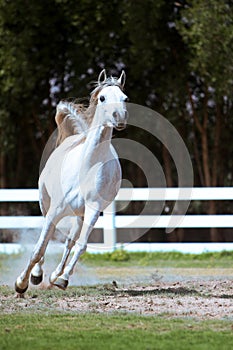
[15,69,128,294]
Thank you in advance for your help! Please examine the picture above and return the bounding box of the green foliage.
[110,248,130,262]
[80,249,130,263]
[177,0,233,97]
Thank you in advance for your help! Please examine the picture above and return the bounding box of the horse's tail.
[55,101,88,147]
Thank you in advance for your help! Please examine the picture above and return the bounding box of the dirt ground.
[55,280,233,320]
[1,266,233,320]
[57,267,233,320]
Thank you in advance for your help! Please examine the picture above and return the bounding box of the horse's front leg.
[50,216,83,285]
[15,216,56,294]
[52,205,100,290]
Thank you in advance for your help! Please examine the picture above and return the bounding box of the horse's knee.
[66,238,75,250]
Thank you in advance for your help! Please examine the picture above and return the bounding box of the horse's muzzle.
[113,110,128,130]
[115,123,126,131]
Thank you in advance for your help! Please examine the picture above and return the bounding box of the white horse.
[15,69,128,294]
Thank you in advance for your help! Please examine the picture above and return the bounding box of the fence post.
[102,200,116,251]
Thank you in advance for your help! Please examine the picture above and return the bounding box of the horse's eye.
[100,95,105,102]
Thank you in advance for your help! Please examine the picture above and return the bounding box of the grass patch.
[0,285,116,303]
[0,312,233,350]
[79,250,233,268]
[1,250,233,271]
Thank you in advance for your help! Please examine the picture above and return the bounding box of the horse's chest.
[82,159,121,198]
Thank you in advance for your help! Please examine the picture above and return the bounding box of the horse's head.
[95,70,129,130]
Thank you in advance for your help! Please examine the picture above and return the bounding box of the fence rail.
[1,187,233,201]
[1,188,233,250]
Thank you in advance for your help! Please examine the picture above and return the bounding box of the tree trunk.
[192,129,205,186]
[162,145,185,241]
[187,84,223,241]
[0,152,7,215]
[0,153,7,188]
[162,145,173,187]
[201,130,211,187]
[208,200,221,242]
[209,103,222,241]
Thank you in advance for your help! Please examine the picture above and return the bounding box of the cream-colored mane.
[55,77,124,147]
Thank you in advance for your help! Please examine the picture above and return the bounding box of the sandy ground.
[55,280,233,320]
[57,267,233,320]
[1,266,233,320]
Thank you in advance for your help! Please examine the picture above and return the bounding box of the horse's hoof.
[51,277,69,290]
[15,282,28,294]
[30,274,43,285]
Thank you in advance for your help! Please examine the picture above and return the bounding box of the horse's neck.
[85,125,112,157]
[81,114,113,169]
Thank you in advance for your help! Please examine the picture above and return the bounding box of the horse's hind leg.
[50,216,83,286]
[30,257,44,285]
[15,215,57,294]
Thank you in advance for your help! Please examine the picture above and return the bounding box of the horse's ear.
[117,70,126,88]
[98,69,107,85]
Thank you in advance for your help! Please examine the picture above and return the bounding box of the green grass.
[1,250,233,270]
[0,313,233,350]
[79,250,233,268]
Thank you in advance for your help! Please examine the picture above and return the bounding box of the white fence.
[0,188,233,253]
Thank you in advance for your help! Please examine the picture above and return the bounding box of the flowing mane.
[55,101,91,146]
[55,76,124,146]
